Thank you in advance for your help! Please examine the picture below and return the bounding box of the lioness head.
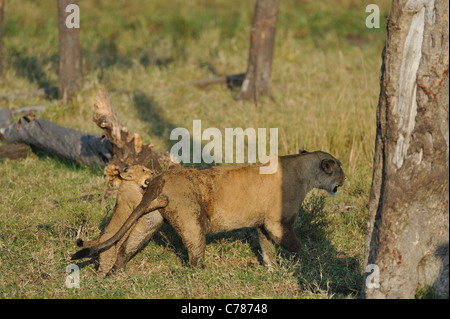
[299,150,346,196]
[119,165,154,190]
[317,152,345,196]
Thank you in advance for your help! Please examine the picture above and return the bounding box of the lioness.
[72,151,345,269]
[75,165,157,275]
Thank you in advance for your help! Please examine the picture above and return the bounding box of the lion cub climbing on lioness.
[75,165,157,275]
[72,151,346,270]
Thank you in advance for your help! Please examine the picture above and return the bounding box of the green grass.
[0,0,390,298]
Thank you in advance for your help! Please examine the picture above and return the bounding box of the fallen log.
[0,143,27,160]
[0,90,178,198]
[1,114,114,167]
[0,105,46,127]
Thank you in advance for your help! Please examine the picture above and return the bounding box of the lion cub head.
[119,165,154,190]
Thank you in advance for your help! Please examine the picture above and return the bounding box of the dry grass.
[0,0,390,298]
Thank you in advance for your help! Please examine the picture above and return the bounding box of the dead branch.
[93,89,178,197]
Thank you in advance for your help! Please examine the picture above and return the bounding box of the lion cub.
[76,165,153,275]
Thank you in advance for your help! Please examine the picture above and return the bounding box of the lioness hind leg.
[164,210,206,268]
[114,211,164,269]
[184,235,206,268]
[179,225,206,268]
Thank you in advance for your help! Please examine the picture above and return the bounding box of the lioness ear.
[321,159,335,174]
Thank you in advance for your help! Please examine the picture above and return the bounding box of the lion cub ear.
[321,159,335,174]
[120,167,134,181]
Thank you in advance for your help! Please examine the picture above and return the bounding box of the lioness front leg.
[279,226,301,253]
[264,222,301,254]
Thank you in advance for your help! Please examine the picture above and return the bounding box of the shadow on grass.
[32,146,105,176]
[291,194,361,297]
[132,91,175,147]
[131,89,212,170]
[9,49,58,99]
[84,37,176,73]
[7,40,175,99]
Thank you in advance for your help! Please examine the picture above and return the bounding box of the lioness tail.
[71,195,168,260]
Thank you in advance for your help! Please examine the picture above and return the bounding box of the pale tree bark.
[58,0,83,102]
[363,0,449,299]
[235,0,280,101]
[0,0,4,75]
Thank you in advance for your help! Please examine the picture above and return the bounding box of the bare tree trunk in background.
[0,0,4,75]
[363,0,449,299]
[58,0,83,102]
[235,0,280,101]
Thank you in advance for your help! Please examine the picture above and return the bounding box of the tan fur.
[72,151,346,269]
[75,165,154,275]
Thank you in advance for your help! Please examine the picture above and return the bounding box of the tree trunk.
[0,0,4,75]
[235,0,280,101]
[58,0,83,102]
[363,0,449,299]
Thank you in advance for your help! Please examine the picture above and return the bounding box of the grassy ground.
[0,0,390,298]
